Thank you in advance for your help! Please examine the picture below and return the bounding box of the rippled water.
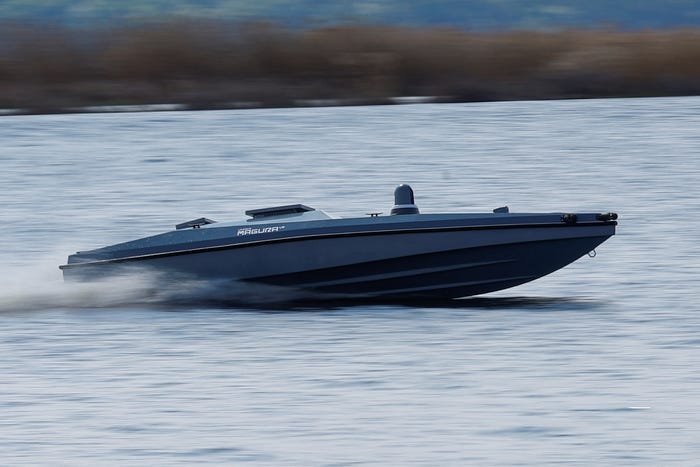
[2,97,700,464]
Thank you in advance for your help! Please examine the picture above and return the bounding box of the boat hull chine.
[252,234,612,298]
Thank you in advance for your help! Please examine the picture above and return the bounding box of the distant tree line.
[1,21,699,113]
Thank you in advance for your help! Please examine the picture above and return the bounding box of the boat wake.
[0,258,160,313]
[0,256,324,312]
[0,255,599,313]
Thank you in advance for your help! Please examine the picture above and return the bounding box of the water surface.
[1,97,699,465]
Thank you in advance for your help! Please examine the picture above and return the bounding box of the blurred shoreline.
[2,21,699,115]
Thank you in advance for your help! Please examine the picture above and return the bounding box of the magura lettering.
[237,225,286,236]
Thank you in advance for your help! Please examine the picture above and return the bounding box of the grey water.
[1,97,699,465]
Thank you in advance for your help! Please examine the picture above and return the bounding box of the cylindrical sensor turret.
[391,184,420,215]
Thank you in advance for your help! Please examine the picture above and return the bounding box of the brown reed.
[1,21,699,112]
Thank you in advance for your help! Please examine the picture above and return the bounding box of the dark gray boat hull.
[61,215,615,299]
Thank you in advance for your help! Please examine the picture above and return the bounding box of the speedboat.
[60,185,617,299]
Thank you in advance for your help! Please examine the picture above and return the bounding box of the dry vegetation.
[1,21,700,112]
